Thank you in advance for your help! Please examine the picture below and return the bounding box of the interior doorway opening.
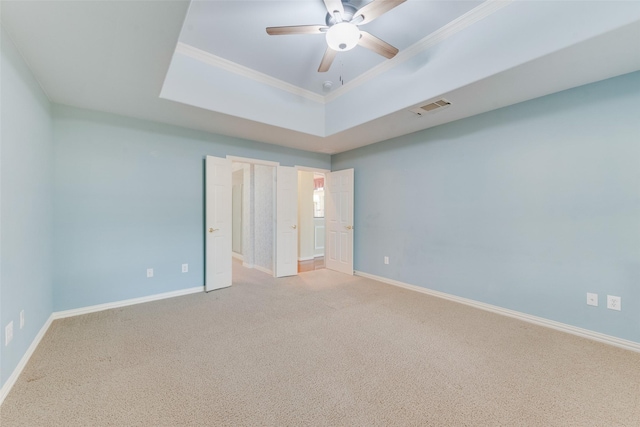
[297,170,325,273]
[206,155,352,291]
[231,160,277,277]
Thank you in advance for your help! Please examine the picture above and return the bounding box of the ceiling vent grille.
[410,98,451,116]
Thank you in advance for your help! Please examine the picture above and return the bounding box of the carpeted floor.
[1,262,639,426]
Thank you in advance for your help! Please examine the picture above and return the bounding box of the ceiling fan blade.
[323,0,345,20]
[266,25,327,36]
[353,0,406,26]
[358,31,399,59]
[318,47,337,72]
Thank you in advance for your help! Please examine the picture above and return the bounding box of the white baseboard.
[243,262,254,269]
[298,256,314,262]
[0,286,204,406]
[354,270,640,354]
[0,314,54,406]
[52,286,203,320]
[232,252,243,261]
[254,265,274,276]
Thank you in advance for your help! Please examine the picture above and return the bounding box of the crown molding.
[175,42,325,104]
[175,0,512,106]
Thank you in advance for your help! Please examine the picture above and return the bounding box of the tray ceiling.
[2,0,639,154]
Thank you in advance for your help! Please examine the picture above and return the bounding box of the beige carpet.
[2,262,639,426]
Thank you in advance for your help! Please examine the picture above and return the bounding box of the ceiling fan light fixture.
[325,22,360,51]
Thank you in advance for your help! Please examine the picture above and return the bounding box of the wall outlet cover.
[5,321,14,346]
[147,268,154,278]
[607,295,621,311]
[586,293,598,307]
[20,310,25,329]
[384,256,389,265]
[182,263,188,273]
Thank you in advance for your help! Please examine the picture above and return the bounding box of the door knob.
[345,225,353,230]
[291,225,297,229]
[208,228,219,233]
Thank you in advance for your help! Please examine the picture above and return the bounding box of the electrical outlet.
[384,256,389,265]
[5,321,13,346]
[147,268,154,278]
[607,295,621,311]
[586,293,598,307]
[20,310,25,329]
[182,263,188,273]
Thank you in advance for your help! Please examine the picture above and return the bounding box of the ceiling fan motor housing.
[325,2,358,26]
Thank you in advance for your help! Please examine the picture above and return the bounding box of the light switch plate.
[586,293,598,307]
[182,263,188,273]
[147,268,154,278]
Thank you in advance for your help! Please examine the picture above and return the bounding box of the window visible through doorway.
[313,174,324,218]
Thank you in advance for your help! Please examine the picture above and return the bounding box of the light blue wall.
[1,27,54,387]
[332,71,640,343]
[53,105,330,311]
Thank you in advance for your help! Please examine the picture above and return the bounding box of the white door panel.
[276,166,298,277]
[325,169,354,275]
[205,156,232,291]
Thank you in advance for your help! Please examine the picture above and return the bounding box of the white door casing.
[276,166,298,277]
[205,155,232,291]
[325,169,354,275]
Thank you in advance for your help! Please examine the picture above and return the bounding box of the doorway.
[230,159,277,277]
[205,155,354,291]
[297,171,325,272]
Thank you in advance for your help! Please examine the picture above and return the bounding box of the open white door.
[276,166,298,277]
[325,168,354,275]
[205,155,232,291]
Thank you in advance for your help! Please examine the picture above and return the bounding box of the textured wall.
[332,72,640,343]
[297,171,315,261]
[232,169,243,254]
[254,165,275,272]
[242,164,254,267]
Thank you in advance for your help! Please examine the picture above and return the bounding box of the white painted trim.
[232,252,244,261]
[295,165,331,174]
[254,265,274,277]
[243,262,254,269]
[354,271,640,354]
[0,314,54,406]
[227,155,280,167]
[52,287,203,320]
[325,0,513,102]
[176,42,325,104]
[298,256,315,262]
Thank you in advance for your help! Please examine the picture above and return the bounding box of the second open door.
[276,166,298,277]
[325,168,354,275]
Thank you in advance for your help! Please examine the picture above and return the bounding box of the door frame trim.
[227,155,279,167]
[295,165,330,174]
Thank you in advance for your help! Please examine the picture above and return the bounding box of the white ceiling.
[2,0,640,155]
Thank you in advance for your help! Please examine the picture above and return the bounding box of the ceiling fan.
[266,0,406,72]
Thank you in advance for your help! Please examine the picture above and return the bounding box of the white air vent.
[410,98,451,116]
